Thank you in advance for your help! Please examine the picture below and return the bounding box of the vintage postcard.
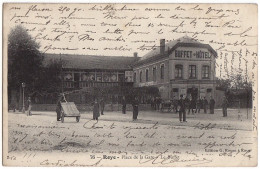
[2,3,258,167]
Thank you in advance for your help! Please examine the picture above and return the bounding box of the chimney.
[134,52,138,58]
[160,39,165,54]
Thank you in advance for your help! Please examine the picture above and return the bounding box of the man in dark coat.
[158,97,163,111]
[222,96,228,117]
[27,97,32,116]
[93,98,100,121]
[209,96,215,114]
[151,97,155,109]
[100,98,105,115]
[122,96,126,114]
[184,96,190,114]
[177,95,186,122]
[56,93,67,121]
[203,97,208,114]
[132,97,139,120]
[191,99,196,114]
[198,97,203,113]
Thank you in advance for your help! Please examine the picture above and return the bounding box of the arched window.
[134,72,136,83]
[175,65,183,79]
[160,64,165,79]
[139,71,142,82]
[202,65,210,78]
[145,69,149,82]
[153,67,156,81]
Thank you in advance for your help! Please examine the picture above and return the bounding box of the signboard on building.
[172,47,213,60]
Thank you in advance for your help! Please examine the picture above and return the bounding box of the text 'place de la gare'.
[39,36,223,107]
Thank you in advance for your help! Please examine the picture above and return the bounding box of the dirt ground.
[4,108,257,167]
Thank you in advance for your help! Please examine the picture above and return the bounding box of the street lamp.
[22,82,26,113]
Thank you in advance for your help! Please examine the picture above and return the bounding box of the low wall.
[31,104,153,112]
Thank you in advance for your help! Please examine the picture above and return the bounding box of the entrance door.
[187,88,198,100]
[206,88,212,99]
[171,88,179,99]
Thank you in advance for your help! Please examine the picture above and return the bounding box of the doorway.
[187,87,198,100]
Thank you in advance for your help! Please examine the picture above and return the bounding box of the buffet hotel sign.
[174,50,212,59]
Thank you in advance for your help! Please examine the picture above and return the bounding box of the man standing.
[132,97,139,121]
[184,96,190,114]
[150,97,154,110]
[177,94,186,122]
[196,97,202,113]
[122,96,126,114]
[156,97,161,111]
[100,98,105,115]
[56,93,67,121]
[203,97,208,114]
[27,97,32,116]
[222,96,228,117]
[93,98,100,121]
[209,96,215,114]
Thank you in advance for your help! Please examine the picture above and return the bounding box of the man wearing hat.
[27,97,32,116]
[56,93,67,121]
[132,96,139,121]
[177,94,187,122]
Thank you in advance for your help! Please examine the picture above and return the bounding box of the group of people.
[55,94,139,122]
[151,95,216,115]
[91,96,140,122]
[151,97,162,111]
[176,95,228,122]
[183,96,216,115]
[55,93,229,123]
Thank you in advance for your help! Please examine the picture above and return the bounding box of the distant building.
[133,36,217,101]
[43,53,139,103]
[42,36,218,104]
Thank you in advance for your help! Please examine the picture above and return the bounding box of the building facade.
[43,54,138,104]
[42,36,218,104]
[133,36,217,101]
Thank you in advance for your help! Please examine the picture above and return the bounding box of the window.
[202,65,210,79]
[134,72,136,83]
[189,65,196,78]
[175,65,183,79]
[153,67,156,81]
[160,64,164,79]
[145,69,149,82]
[139,71,142,82]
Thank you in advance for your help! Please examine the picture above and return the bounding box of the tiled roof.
[43,53,140,70]
[135,36,217,66]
